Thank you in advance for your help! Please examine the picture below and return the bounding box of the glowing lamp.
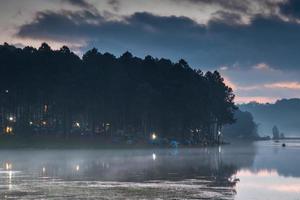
[75,122,80,128]
[151,133,157,140]
[5,126,13,134]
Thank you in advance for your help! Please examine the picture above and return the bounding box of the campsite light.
[75,122,80,128]
[151,133,157,140]
[5,126,13,134]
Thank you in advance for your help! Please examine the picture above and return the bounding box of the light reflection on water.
[0,140,299,199]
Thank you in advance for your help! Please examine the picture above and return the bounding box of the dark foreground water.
[0,140,299,199]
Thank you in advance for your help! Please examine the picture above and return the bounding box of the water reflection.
[152,153,156,161]
[235,169,300,200]
[75,165,80,172]
[0,141,299,199]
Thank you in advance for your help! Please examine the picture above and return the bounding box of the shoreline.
[0,135,228,150]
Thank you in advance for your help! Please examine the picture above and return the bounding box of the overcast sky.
[1,0,300,103]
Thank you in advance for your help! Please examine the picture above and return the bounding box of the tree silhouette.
[0,43,237,143]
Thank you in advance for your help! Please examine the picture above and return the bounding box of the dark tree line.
[222,110,259,140]
[0,43,236,143]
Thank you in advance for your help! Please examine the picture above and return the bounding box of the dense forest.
[0,43,237,144]
[222,110,259,140]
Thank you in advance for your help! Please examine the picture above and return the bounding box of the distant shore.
[277,137,300,140]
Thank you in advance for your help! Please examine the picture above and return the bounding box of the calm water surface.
[0,140,299,199]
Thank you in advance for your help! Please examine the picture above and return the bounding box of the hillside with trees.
[0,43,237,144]
[240,99,300,137]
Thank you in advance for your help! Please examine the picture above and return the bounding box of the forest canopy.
[0,43,236,143]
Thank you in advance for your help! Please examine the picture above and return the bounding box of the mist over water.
[0,140,299,199]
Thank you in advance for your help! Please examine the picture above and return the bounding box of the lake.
[0,140,299,199]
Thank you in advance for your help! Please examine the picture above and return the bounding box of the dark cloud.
[17,10,105,41]
[16,9,300,70]
[62,0,90,8]
[107,0,120,12]
[62,0,97,12]
[180,0,251,13]
[183,0,300,22]
[174,0,279,16]
[211,11,243,25]
[279,0,300,19]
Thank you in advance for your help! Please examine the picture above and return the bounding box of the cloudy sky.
[1,0,300,103]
